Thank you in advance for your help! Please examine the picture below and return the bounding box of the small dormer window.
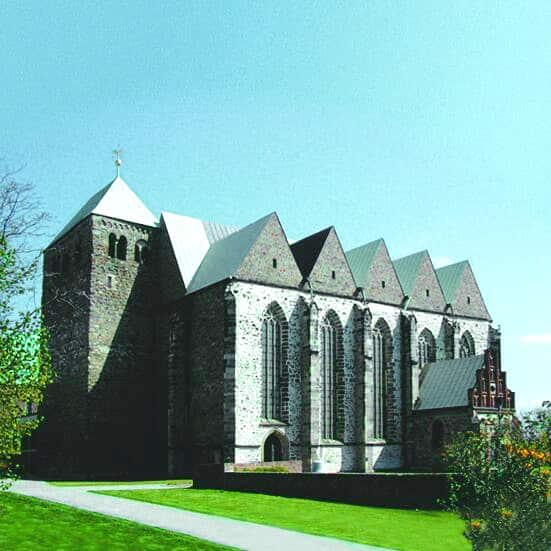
[331,270,336,280]
[425,289,430,297]
[381,280,386,288]
[272,258,277,269]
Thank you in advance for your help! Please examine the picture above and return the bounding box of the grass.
[0,492,231,550]
[48,479,191,487]
[99,488,470,551]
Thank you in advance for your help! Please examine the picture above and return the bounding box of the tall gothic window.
[373,318,392,440]
[321,311,343,440]
[262,303,287,420]
[459,331,475,357]
[418,328,436,368]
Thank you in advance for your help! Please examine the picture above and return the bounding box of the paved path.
[10,480,392,551]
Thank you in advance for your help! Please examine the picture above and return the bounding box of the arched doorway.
[263,432,288,462]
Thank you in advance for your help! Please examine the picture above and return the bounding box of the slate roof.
[51,176,158,245]
[162,211,238,289]
[392,250,427,296]
[416,355,484,411]
[436,261,469,303]
[290,227,332,279]
[186,212,274,293]
[345,239,383,286]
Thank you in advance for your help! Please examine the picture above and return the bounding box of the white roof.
[161,211,238,289]
[52,176,158,244]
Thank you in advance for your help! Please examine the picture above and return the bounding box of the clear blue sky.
[1,2,549,410]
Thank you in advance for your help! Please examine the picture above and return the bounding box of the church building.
[35,171,515,478]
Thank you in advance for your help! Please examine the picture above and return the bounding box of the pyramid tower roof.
[51,176,158,245]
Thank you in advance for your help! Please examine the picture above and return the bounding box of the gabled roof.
[51,176,158,245]
[393,250,427,296]
[436,261,468,303]
[161,211,238,289]
[416,355,484,411]
[346,239,384,285]
[187,212,274,293]
[291,227,332,279]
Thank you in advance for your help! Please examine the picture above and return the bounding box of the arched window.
[418,328,436,368]
[321,311,343,440]
[108,233,117,258]
[373,318,392,440]
[134,239,149,264]
[459,331,475,357]
[116,235,127,261]
[262,303,287,420]
[431,419,445,451]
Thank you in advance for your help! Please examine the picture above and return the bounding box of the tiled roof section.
[161,211,238,289]
[290,227,332,279]
[436,261,468,303]
[393,250,427,296]
[186,212,273,293]
[346,239,383,286]
[51,176,158,245]
[416,355,484,411]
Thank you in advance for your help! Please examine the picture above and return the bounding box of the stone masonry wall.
[37,218,93,477]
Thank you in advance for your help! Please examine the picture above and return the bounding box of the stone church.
[35,173,515,478]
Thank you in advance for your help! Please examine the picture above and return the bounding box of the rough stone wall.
[408,255,447,312]
[235,214,303,288]
[185,284,227,468]
[37,219,93,477]
[229,281,404,473]
[451,263,491,320]
[363,241,404,305]
[85,214,161,476]
[307,228,357,296]
[410,408,473,468]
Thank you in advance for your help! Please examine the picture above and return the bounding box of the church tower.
[38,160,162,478]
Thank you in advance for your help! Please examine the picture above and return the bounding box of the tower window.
[381,280,386,288]
[425,289,430,297]
[272,258,277,269]
[107,275,114,289]
[134,240,149,264]
[331,270,336,280]
[108,233,117,258]
[467,296,471,304]
[116,235,127,261]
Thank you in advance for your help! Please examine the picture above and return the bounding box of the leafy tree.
[0,167,52,489]
[445,406,551,550]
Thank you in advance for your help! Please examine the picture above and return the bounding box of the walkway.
[10,480,392,551]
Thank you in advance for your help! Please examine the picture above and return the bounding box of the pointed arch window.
[320,311,343,440]
[418,328,436,368]
[116,235,127,261]
[373,319,392,440]
[459,331,475,357]
[262,304,287,421]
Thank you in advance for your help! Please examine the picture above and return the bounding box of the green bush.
[444,405,550,550]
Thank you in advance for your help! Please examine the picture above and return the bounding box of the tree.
[0,165,52,489]
[444,406,551,551]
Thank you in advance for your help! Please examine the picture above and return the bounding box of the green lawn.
[99,488,470,551]
[49,479,191,487]
[0,492,231,550]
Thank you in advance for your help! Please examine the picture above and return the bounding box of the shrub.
[444,405,550,550]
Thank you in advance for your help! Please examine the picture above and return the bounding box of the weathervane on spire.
[113,147,123,177]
